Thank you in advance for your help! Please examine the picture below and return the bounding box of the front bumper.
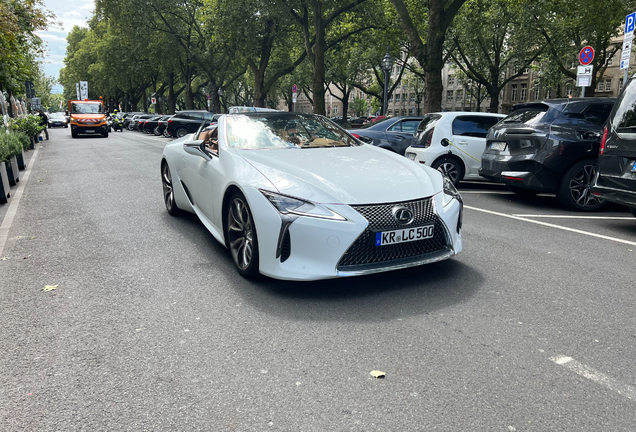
[245,187,462,281]
[480,153,557,191]
[71,124,109,135]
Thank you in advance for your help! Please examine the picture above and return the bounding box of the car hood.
[235,144,439,204]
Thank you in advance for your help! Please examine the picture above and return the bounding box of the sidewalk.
[0,141,40,222]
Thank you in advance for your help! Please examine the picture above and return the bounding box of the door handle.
[458,140,469,145]
[394,135,405,140]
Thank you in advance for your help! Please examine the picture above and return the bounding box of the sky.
[37,0,95,93]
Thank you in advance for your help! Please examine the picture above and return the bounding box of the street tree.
[526,0,636,97]
[390,0,468,112]
[445,0,545,112]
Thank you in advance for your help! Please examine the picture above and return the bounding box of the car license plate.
[375,225,434,246]
[490,142,507,151]
[406,152,416,161]
[632,161,636,171]
[86,130,95,133]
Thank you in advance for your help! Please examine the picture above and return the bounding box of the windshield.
[71,103,103,114]
[226,114,360,150]
[50,113,65,119]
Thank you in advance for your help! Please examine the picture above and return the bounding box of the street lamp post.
[381,45,393,116]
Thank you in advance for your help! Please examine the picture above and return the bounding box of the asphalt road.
[1,127,635,431]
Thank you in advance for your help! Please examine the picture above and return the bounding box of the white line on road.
[465,205,636,246]
[513,214,633,220]
[550,355,636,401]
[0,147,39,257]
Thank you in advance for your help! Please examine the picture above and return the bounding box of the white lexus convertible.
[161,113,462,281]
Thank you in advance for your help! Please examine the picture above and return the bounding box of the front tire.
[161,162,180,216]
[71,130,77,138]
[556,160,606,211]
[103,132,109,138]
[432,157,464,186]
[154,126,161,136]
[225,191,260,278]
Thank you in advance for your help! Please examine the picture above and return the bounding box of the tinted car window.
[452,116,494,138]
[611,79,636,132]
[503,104,549,125]
[582,104,613,126]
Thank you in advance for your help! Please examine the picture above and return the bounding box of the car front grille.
[337,197,451,272]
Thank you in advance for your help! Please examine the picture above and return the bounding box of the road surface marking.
[465,205,636,246]
[513,214,633,220]
[550,355,636,401]
[0,147,39,257]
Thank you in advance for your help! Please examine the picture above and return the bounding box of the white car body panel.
[162,114,462,281]
[405,112,505,180]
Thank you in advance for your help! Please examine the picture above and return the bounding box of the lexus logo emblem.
[392,206,414,225]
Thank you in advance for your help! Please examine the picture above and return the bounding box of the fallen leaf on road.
[42,285,58,292]
[370,370,386,379]
[1,257,9,261]
[23,254,32,259]
[30,237,36,240]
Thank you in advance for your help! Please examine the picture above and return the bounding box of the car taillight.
[599,126,608,155]
[351,133,360,138]
[168,119,172,123]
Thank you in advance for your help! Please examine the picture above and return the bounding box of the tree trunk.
[168,72,176,114]
[424,1,445,113]
[185,80,193,110]
[253,70,266,107]
[489,90,499,113]
[312,3,326,115]
[342,92,350,122]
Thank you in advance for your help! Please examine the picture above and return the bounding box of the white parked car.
[161,113,463,281]
[405,112,505,185]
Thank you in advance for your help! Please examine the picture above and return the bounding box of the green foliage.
[353,97,368,115]
[0,131,24,161]
[9,115,44,137]
[0,0,56,95]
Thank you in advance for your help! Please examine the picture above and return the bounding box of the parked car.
[123,112,144,128]
[347,116,424,155]
[161,112,463,280]
[592,79,636,217]
[405,112,505,185]
[48,112,68,128]
[480,98,615,211]
[142,115,164,134]
[133,114,160,131]
[158,115,173,137]
[165,110,219,138]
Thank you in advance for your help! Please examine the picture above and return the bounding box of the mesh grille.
[280,230,291,263]
[337,197,450,271]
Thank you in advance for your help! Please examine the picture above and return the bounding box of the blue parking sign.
[627,12,636,33]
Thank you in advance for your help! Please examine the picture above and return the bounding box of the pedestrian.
[38,109,49,140]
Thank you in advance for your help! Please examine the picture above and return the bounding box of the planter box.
[30,137,35,150]
[6,157,19,186]
[0,162,10,204]
[17,149,26,170]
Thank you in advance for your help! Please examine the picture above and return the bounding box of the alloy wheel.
[227,197,254,271]
[437,162,460,184]
[568,164,603,209]
[162,163,176,213]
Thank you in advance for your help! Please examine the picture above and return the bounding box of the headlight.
[260,190,346,221]
[442,175,461,207]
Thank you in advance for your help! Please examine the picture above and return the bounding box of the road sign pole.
[581,87,585,98]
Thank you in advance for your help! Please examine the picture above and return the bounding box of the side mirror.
[183,140,211,161]
[440,138,451,147]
